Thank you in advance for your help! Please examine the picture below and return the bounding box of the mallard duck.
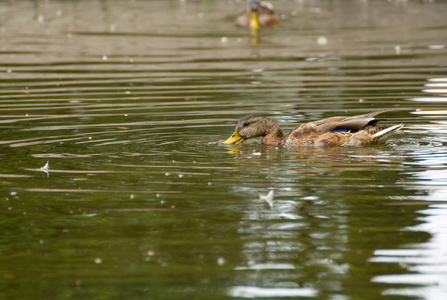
[222,110,404,147]
[235,0,280,34]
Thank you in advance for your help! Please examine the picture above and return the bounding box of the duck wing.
[284,109,393,145]
[317,109,393,132]
[284,116,346,143]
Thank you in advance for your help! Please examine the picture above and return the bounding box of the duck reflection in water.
[223,110,403,147]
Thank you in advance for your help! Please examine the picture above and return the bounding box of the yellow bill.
[249,12,260,36]
[222,130,245,145]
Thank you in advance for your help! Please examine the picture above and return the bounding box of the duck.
[235,0,280,35]
[222,110,404,147]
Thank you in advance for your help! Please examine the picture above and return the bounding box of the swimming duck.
[235,0,280,35]
[222,110,403,147]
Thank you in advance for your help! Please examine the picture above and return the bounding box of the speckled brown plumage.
[223,110,404,147]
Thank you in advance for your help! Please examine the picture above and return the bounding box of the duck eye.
[243,122,250,127]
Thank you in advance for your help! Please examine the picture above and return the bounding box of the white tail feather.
[372,124,404,138]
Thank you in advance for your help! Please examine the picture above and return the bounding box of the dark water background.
[1,0,447,299]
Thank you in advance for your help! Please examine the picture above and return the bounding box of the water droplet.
[217,257,226,266]
[317,36,328,46]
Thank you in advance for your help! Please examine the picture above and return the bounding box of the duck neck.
[261,118,285,145]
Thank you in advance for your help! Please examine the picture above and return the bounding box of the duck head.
[249,1,261,35]
[222,114,283,145]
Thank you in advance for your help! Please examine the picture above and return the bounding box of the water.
[1,0,447,299]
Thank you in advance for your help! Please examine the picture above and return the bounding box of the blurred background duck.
[222,110,403,147]
[235,0,280,35]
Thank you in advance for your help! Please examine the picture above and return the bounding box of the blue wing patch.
[331,129,349,133]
